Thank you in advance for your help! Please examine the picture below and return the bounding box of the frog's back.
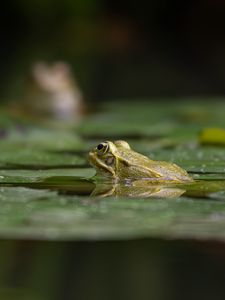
[148,161,192,182]
[117,147,192,182]
[117,148,152,165]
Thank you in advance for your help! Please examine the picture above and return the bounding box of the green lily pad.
[0,143,87,167]
[3,127,83,151]
[0,168,95,183]
[0,100,225,242]
[145,146,225,174]
[0,186,225,241]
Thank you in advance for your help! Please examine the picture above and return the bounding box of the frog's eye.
[96,142,109,154]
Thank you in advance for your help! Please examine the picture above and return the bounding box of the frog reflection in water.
[89,140,193,198]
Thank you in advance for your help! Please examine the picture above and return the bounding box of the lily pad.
[0,168,95,183]
[0,144,86,167]
[0,186,225,241]
[146,146,225,175]
[0,100,225,242]
[2,127,83,151]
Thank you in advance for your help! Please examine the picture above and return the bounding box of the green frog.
[89,140,193,183]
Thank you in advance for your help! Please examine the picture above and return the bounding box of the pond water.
[1,100,225,299]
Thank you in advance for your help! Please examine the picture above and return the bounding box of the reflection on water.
[91,180,185,198]
[92,178,225,200]
[2,175,225,200]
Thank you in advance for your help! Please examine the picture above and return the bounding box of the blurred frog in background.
[24,61,84,124]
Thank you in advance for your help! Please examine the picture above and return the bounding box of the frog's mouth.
[88,151,116,178]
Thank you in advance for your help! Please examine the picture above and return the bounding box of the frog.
[88,140,193,183]
[21,61,84,123]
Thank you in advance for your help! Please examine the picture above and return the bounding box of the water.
[0,238,225,300]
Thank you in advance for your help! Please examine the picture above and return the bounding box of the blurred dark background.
[1,238,225,300]
[1,0,225,102]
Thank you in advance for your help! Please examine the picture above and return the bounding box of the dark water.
[0,176,95,196]
[0,238,225,300]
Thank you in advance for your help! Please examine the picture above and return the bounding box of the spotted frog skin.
[88,140,193,183]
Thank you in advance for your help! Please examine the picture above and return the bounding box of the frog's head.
[88,140,131,179]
